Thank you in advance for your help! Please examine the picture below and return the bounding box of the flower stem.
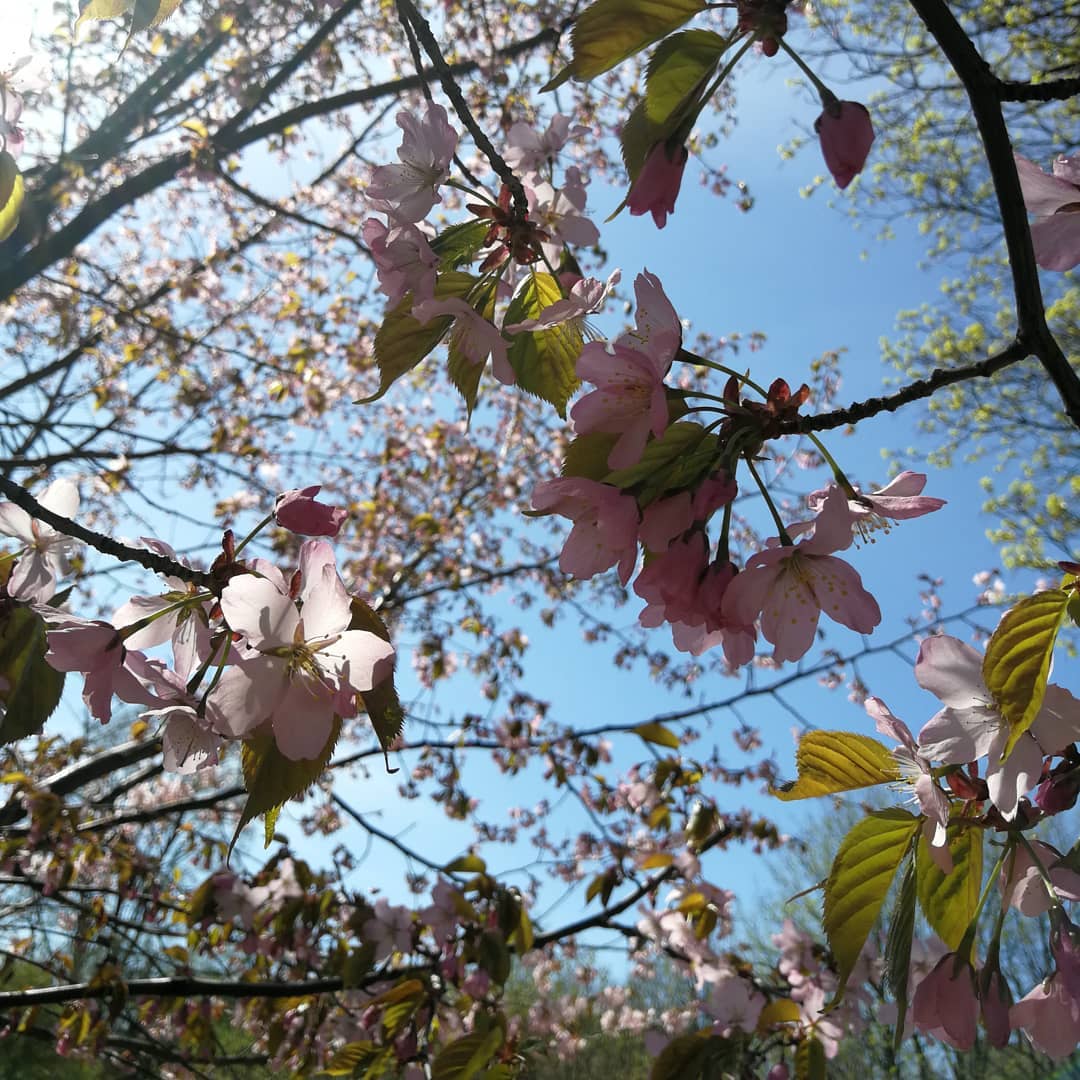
[744,453,792,546]
[777,38,835,104]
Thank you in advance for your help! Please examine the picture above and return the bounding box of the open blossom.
[815,100,874,188]
[999,839,1080,915]
[915,634,1080,820]
[807,471,946,542]
[503,114,587,173]
[627,142,688,228]
[366,102,458,223]
[208,541,395,760]
[0,478,80,603]
[570,270,680,469]
[528,174,600,262]
[503,270,620,334]
[413,297,515,386]
[1014,152,1080,271]
[722,487,882,663]
[362,218,438,306]
[1010,976,1080,1058]
[531,477,638,585]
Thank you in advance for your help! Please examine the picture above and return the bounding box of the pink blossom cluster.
[532,271,945,667]
[0,483,395,767]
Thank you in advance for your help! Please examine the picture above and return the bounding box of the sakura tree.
[0,0,1078,1076]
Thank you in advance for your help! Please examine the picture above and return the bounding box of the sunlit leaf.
[823,808,919,996]
[431,1026,504,1080]
[916,821,982,955]
[0,605,65,745]
[632,721,680,749]
[645,29,730,125]
[770,730,899,801]
[0,153,24,245]
[982,589,1070,759]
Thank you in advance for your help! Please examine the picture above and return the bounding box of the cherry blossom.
[999,840,1080,916]
[208,541,395,759]
[274,485,348,538]
[503,270,620,334]
[914,634,1080,820]
[366,103,458,223]
[503,114,587,173]
[362,218,439,306]
[0,477,80,603]
[627,142,688,228]
[912,953,978,1050]
[807,471,946,542]
[412,297,515,386]
[530,477,639,585]
[722,487,882,663]
[1010,976,1080,1059]
[815,100,874,188]
[1014,152,1080,271]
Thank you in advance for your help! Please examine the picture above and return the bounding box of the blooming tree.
[0,0,1077,1076]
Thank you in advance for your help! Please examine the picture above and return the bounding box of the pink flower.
[668,560,757,666]
[531,477,639,585]
[1010,976,1080,1059]
[503,114,587,173]
[914,634,1080,820]
[999,840,1080,916]
[980,966,1013,1050]
[412,297,515,386]
[362,218,438,306]
[274,485,347,537]
[627,142,688,228]
[1014,152,1080,271]
[570,270,680,469]
[865,695,951,869]
[912,953,978,1050]
[367,103,458,223]
[635,533,710,627]
[209,541,395,759]
[807,471,946,542]
[815,100,874,189]
[722,487,882,663]
[503,270,620,334]
[0,477,80,603]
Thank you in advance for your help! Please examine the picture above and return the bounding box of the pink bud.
[912,952,978,1049]
[273,485,347,537]
[627,142,688,229]
[814,101,874,189]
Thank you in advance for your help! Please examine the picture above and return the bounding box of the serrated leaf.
[795,1036,827,1080]
[983,590,1070,759]
[228,719,341,859]
[347,598,403,756]
[445,278,497,415]
[605,421,715,503]
[771,731,900,801]
[368,979,425,1009]
[431,1027,503,1080]
[916,822,982,955]
[430,220,492,269]
[631,721,680,749]
[823,808,919,996]
[884,854,917,1048]
[322,1040,379,1076]
[0,153,24,245]
[561,431,619,481]
[504,272,583,416]
[0,606,65,744]
[645,30,730,125]
[648,1030,713,1080]
[545,0,707,87]
[619,100,667,186]
[361,273,477,405]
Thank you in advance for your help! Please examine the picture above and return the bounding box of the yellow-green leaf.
[983,589,1070,759]
[0,605,65,744]
[823,808,919,995]
[0,153,24,245]
[757,998,801,1031]
[228,718,341,858]
[771,731,900,801]
[645,30,730,125]
[916,821,982,955]
[322,1040,379,1076]
[431,1027,504,1080]
[632,722,680,749]
[544,0,707,88]
[504,272,583,416]
[795,1036,827,1080]
[347,597,403,755]
[444,853,487,875]
[605,421,715,503]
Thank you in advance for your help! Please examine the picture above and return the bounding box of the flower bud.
[627,142,688,229]
[815,101,874,189]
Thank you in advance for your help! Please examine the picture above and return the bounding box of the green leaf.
[347,598,404,756]
[982,589,1070,759]
[916,821,982,955]
[504,272,584,416]
[543,0,707,88]
[228,718,341,859]
[430,220,492,269]
[605,421,715,503]
[431,1027,503,1080]
[0,605,65,745]
[561,431,619,481]
[631,721,680,749]
[794,1036,827,1080]
[823,808,920,997]
[444,853,487,875]
[649,1031,736,1080]
[321,1040,379,1077]
[76,0,182,36]
[0,153,24,245]
[884,854,917,1049]
[619,101,667,187]
[770,731,900,801]
[360,272,478,405]
[477,930,511,985]
[645,30,730,125]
